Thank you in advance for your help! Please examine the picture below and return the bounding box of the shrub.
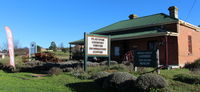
[70,70,91,80]
[174,73,200,84]
[109,64,129,72]
[91,72,111,86]
[103,72,137,91]
[48,67,63,75]
[185,59,200,71]
[100,61,118,66]
[136,73,168,91]
[63,68,74,72]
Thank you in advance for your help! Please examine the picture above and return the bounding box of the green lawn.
[0,70,111,92]
[0,67,200,92]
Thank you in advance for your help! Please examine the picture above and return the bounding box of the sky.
[0,0,199,49]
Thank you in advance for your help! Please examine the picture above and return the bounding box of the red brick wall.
[178,25,200,66]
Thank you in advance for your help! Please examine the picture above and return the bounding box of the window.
[188,35,192,54]
[114,47,120,56]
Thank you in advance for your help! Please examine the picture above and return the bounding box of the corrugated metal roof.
[91,13,178,34]
[69,39,84,45]
[69,30,173,45]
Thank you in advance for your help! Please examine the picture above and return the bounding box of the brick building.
[70,6,200,67]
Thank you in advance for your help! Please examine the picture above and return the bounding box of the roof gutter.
[179,20,200,31]
[111,32,178,41]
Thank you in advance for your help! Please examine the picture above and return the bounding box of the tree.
[59,42,64,49]
[2,40,21,50]
[14,40,21,49]
[61,48,69,53]
[49,41,57,51]
[37,45,42,53]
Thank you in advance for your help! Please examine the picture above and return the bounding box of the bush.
[103,72,137,91]
[136,73,168,91]
[91,72,111,86]
[174,73,200,84]
[70,70,91,80]
[48,67,63,75]
[110,64,129,72]
[185,59,200,71]
[100,61,118,66]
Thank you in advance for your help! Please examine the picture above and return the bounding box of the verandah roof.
[69,30,178,45]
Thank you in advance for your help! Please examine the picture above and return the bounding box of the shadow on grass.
[66,82,114,92]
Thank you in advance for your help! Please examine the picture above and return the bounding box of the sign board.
[84,33,111,71]
[134,50,157,67]
[86,35,109,56]
[30,42,37,55]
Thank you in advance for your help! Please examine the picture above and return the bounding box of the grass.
[0,56,24,67]
[1,56,200,92]
[52,51,69,60]
[0,70,114,92]
[159,69,200,92]
[0,67,200,92]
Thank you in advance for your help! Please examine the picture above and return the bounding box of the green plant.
[185,59,200,71]
[91,72,111,86]
[109,64,129,72]
[136,73,168,91]
[103,72,137,91]
[174,73,200,84]
[48,67,63,75]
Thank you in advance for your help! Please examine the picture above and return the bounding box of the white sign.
[87,35,108,56]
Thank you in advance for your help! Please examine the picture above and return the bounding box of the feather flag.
[5,26,15,68]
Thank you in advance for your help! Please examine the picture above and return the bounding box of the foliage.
[100,61,118,66]
[37,45,42,53]
[70,71,91,80]
[61,48,69,53]
[185,59,200,71]
[49,41,57,51]
[72,50,83,60]
[174,73,200,84]
[103,72,137,91]
[109,64,129,72]
[48,67,63,75]
[35,52,59,62]
[136,73,168,91]
[91,72,111,86]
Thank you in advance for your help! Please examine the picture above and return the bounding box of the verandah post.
[84,32,88,72]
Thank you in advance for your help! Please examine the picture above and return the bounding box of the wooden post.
[69,44,72,60]
[156,49,160,74]
[108,35,111,68]
[84,32,88,72]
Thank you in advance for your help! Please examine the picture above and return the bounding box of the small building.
[69,6,200,67]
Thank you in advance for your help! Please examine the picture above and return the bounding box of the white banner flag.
[5,26,15,68]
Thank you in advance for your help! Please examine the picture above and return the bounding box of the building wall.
[178,25,200,66]
[111,36,179,65]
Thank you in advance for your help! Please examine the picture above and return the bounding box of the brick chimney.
[168,6,178,18]
[129,14,138,19]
